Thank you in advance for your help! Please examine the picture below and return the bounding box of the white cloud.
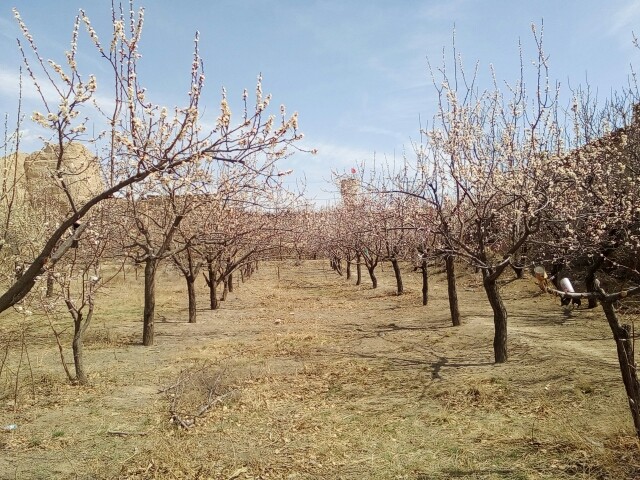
[0,17,16,42]
[609,2,640,39]
[0,65,118,120]
[302,140,377,169]
[0,68,52,103]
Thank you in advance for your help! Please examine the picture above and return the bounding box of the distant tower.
[633,103,640,125]
[339,177,360,204]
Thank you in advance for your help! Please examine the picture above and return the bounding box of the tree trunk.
[0,218,87,315]
[511,264,524,279]
[356,254,362,286]
[367,265,377,289]
[550,261,564,289]
[228,272,234,293]
[483,275,508,363]
[331,258,343,276]
[421,258,429,306]
[72,314,88,385]
[390,258,403,295]
[445,255,460,326]
[46,271,55,298]
[346,260,351,280]
[186,276,197,324]
[142,258,158,346]
[601,300,640,437]
[205,260,217,309]
[211,280,219,310]
[221,278,228,301]
[586,256,605,309]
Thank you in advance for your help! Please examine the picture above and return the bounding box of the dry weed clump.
[430,377,515,412]
[162,360,240,430]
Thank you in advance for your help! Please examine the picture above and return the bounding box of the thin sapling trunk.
[420,257,429,306]
[186,275,197,323]
[143,258,159,346]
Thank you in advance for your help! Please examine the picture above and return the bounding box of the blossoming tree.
[0,3,304,316]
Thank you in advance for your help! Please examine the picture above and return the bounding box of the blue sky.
[2,1,640,204]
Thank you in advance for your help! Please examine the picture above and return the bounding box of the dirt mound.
[23,142,103,215]
[0,151,28,205]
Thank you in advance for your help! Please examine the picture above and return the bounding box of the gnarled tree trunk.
[510,264,524,279]
[367,265,377,289]
[586,256,605,309]
[550,260,564,289]
[445,255,460,326]
[210,280,219,310]
[483,273,508,363]
[66,301,93,386]
[46,271,55,298]
[204,259,218,310]
[221,277,228,301]
[601,300,640,437]
[390,258,403,295]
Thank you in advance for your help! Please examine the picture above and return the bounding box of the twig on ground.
[107,430,149,436]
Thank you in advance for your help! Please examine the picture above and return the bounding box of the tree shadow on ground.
[345,349,494,379]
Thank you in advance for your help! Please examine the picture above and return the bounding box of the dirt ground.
[1,260,640,479]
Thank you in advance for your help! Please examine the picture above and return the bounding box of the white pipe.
[559,277,575,293]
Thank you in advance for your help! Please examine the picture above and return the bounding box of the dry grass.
[1,260,640,479]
